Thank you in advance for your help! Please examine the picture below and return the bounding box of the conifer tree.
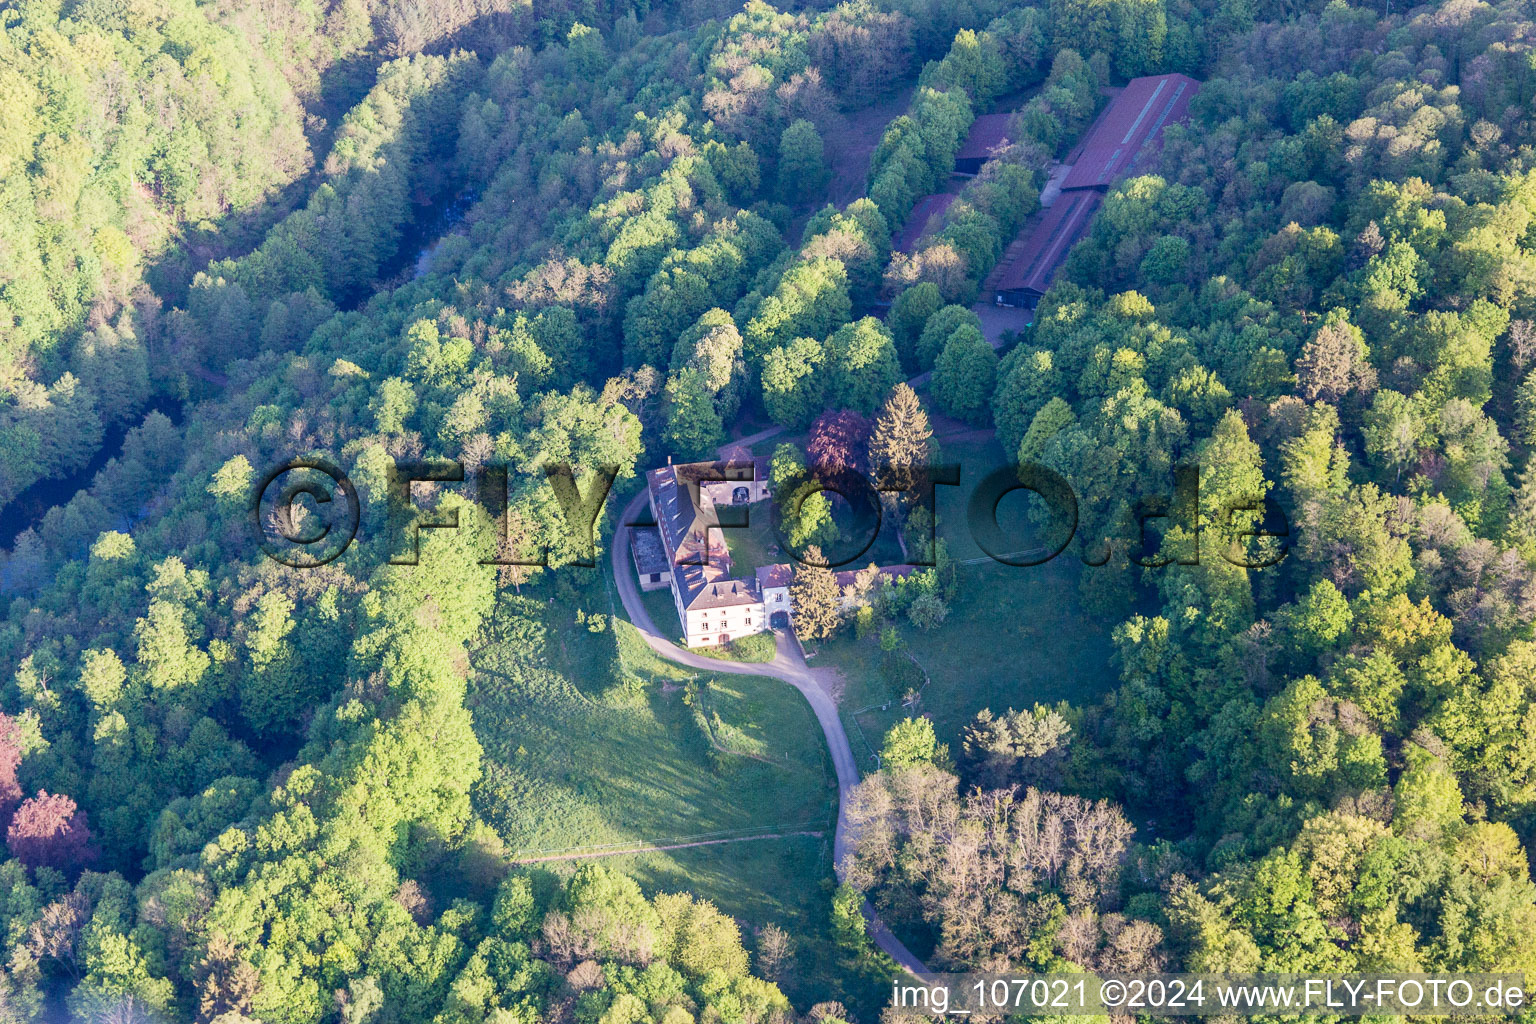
[789,546,842,641]
[868,383,935,498]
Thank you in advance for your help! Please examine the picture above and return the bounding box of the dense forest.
[1,0,1535,1017]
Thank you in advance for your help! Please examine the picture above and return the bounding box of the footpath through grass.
[468,598,857,1004]
[471,610,835,858]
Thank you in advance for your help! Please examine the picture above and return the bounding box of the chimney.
[667,455,672,465]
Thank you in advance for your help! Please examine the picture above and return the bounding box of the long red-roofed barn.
[1060,73,1200,192]
[991,190,1102,308]
[988,73,1199,308]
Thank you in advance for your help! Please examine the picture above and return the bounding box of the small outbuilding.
[631,527,673,591]
[953,113,1015,175]
[892,193,958,252]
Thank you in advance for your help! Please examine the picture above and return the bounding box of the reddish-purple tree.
[7,791,96,870]
[806,410,871,471]
[0,714,24,824]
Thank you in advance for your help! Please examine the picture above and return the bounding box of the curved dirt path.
[512,830,824,865]
[610,487,929,976]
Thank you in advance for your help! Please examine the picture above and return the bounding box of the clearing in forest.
[816,435,1122,760]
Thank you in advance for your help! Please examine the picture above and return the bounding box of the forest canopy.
[1,0,1536,1017]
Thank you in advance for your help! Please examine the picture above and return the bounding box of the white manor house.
[631,451,913,648]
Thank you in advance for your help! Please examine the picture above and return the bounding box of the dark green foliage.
[931,323,998,424]
[824,317,904,414]
[915,303,982,371]
[3,0,1536,1009]
[888,282,944,369]
[663,367,725,459]
[777,120,831,204]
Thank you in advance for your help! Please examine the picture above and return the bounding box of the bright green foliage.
[801,199,893,304]
[868,383,935,488]
[868,87,974,226]
[785,489,841,553]
[932,324,998,425]
[762,336,827,428]
[1018,397,1076,462]
[830,883,868,950]
[880,717,948,769]
[823,318,903,414]
[662,368,725,460]
[671,309,747,421]
[770,443,807,492]
[745,258,852,364]
[1393,744,1466,841]
[920,29,1007,103]
[3,0,1536,1012]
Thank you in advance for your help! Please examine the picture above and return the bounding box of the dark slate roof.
[893,193,957,252]
[955,113,1015,162]
[648,465,724,572]
[631,527,670,576]
[682,573,760,611]
[647,460,768,611]
[993,190,1101,297]
[1061,74,1200,192]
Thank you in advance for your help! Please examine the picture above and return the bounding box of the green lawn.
[467,604,863,996]
[930,433,1054,563]
[471,616,836,854]
[725,495,909,575]
[722,501,783,577]
[814,434,1124,767]
[694,632,777,663]
[638,583,685,641]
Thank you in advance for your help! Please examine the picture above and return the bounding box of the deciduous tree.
[7,792,96,869]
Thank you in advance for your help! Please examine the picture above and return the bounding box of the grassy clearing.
[694,632,777,663]
[814,434,1123,767]
[470,602,865,1008]
[471,614,836,853]
[930,433,1047,563]
[722,502,783,577]
[638,583,685,640]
